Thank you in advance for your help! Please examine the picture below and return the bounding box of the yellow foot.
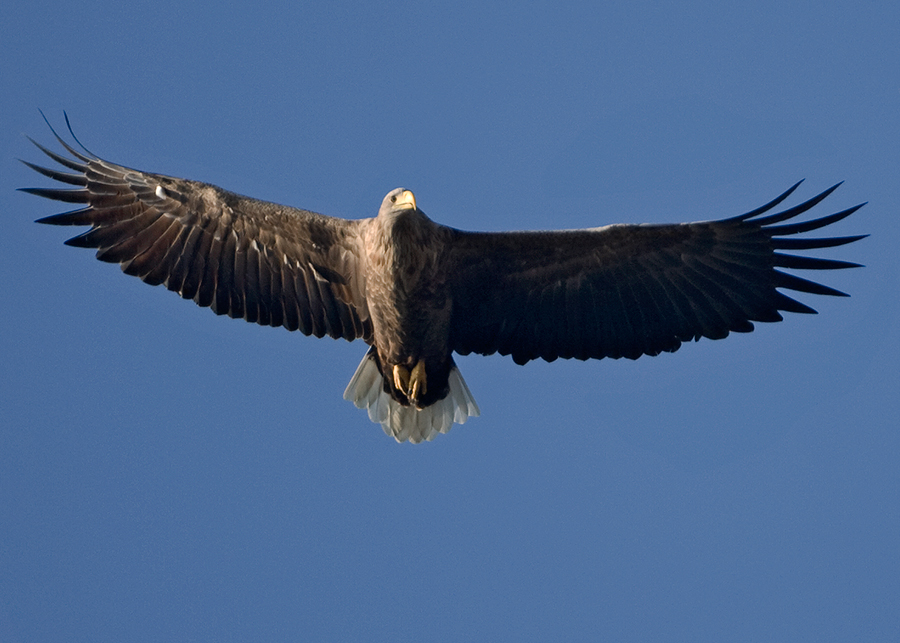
[392,360,428,404]
[409,360,427,404]
[393,364,410,395]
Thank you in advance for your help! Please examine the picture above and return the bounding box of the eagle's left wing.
[445,183,865,365]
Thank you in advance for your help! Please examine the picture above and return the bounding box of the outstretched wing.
[446,182,865,365]
[21,120,372,342]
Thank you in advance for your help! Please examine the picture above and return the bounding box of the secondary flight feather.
[21,115,866,443]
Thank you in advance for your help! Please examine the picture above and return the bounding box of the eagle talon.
[409,360,427,403]
[392,364,410,395]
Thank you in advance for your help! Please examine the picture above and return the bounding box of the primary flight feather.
[21,116,866,443]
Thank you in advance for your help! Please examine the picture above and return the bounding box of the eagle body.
[363,190,459,411]
[22,117,865,444]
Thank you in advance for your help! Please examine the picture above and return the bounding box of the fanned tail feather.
[343,348,480,443]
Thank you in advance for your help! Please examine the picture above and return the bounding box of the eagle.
[21,116,866,443]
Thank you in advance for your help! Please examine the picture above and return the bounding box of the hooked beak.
[394,189,417,211]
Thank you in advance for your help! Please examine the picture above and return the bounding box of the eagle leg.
[392,361,428,405]
[393,364,410,396]
[409,359,427,405]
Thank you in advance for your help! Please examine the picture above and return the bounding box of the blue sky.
[2,1,898,641]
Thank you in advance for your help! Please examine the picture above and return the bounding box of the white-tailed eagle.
[21,116,866,443]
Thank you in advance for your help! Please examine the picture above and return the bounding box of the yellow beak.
[395,190,417,211]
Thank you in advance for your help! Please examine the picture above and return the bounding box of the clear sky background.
[1,1,898,641]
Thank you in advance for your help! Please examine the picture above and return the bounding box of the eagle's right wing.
[21,121,372,342]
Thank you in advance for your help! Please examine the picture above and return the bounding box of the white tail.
[343,351,480,443]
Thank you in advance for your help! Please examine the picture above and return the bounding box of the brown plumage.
[21,117,866,443]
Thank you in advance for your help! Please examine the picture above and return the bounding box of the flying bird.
[21,117,866,443]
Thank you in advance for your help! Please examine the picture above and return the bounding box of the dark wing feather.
[21,126,371,342]
[446,182,865,365]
